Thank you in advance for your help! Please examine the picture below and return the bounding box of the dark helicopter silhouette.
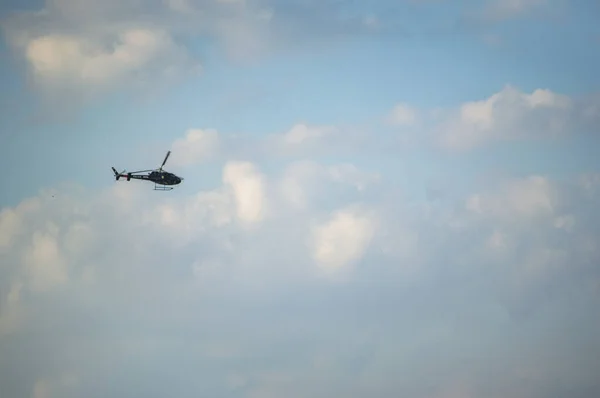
[111,150,183,191]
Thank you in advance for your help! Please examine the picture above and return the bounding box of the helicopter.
[111,150,183,191]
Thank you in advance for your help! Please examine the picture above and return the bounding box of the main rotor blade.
[159,151,171,170]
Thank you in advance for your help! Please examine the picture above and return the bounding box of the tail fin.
[112,167,120,180]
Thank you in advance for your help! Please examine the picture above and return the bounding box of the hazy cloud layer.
[162,86,600,164]
[1,0,388,93]
[1,0,569,99]
[1,155,599,397]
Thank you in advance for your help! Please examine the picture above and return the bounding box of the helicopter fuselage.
[148,171,182,185]
[114,170,182,186]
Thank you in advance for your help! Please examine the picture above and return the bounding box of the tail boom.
[112,167,132,181]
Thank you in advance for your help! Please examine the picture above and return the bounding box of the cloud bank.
[1,0,392,96]
[1,142,600,397]
[169,85,599,161]
[2,0,568,100]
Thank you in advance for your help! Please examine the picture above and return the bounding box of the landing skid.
[154,183,173,191]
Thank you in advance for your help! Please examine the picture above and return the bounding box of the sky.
[1,0,600,397]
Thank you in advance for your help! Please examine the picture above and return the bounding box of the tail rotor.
[112,167,127,181]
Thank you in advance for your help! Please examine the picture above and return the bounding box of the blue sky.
[1,1,600,397]
[0,0,598,205]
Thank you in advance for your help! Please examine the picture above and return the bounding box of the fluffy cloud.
[245,86,598,156]
[385,85,600,151]
[465,175,557,218]
[311,205,377,274]
[24,28,196,89]
[0,0,398,96]
[0,0,228,95]
[222,161,268,225]
[183,123,386,161]
[136,87,598,163]
[170,128,221,167]
[1,143,599,396]
[268,123,348,156]
[436,86,574,150]
[209,86,598,160]
[2,0,200,97]
[386,103,419,126]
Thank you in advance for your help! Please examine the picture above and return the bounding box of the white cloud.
[1,161,599,397]
[223,161,268,225]
[465,175,556,219]
[283,124,335,146]
[170,128,220,167]
[436,85,574,150]
[23,225,69,292]
[3,8,200,97]
[1,0,203,96]
[0,197,40,251]
[24,28,194,87]
[278,160,380,211]
[327,163,381,191]
[262,122,393,159]
[1,0,395,97]
[271,123,341,156]
[384,85,599,151]
[387,103,418,126]
[310,205,377,273]
[0,281,23,336]
[0,208,22,250]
